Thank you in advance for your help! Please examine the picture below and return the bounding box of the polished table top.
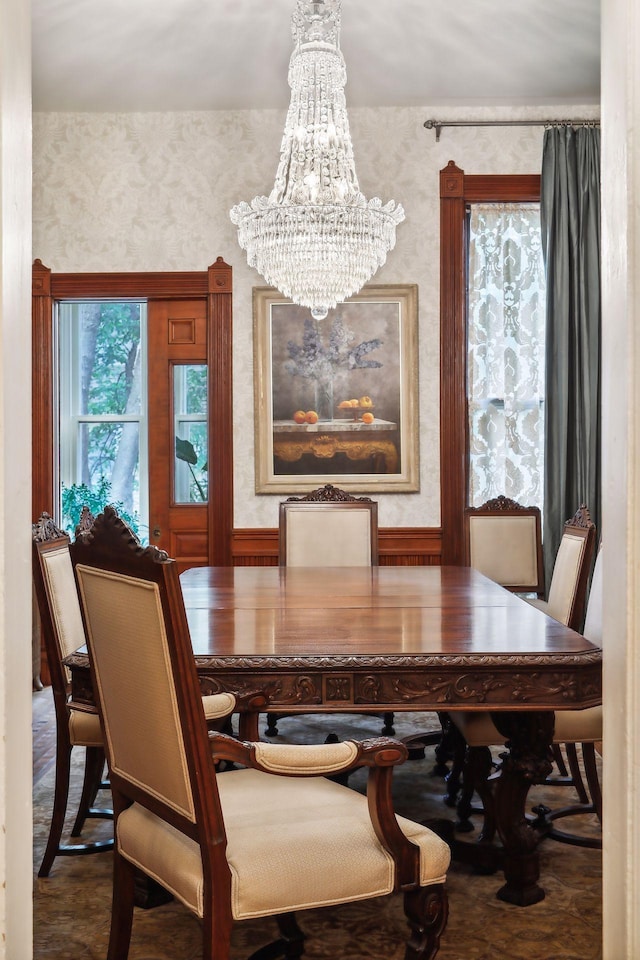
[180,565,601,712]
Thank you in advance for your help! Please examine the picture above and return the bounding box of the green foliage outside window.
[175,437,207,501]
[61,478,141,539]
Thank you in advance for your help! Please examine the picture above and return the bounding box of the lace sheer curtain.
[467,203,546,508]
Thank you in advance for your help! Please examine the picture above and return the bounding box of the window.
[174,363,208,503]
[57,300,148,539]
[467,203,546,508]
[438,162,541,564]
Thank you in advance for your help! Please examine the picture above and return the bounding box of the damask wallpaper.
[32,104,598,529]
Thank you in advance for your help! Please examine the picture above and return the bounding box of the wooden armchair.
[70,506,450,960]
[33,506,247,878]
[32,512,114,877]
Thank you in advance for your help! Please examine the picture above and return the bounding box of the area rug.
[34,711,602,960]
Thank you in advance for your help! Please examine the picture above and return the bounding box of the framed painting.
[253,284,419,494]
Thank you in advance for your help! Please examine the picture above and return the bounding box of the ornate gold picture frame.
[253,284,419,494]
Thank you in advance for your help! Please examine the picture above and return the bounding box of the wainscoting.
[231,527,443,566]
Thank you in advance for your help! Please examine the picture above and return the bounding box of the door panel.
[148,299,209,571]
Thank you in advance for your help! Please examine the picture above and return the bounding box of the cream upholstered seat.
[279,483,378,567]
[71,506,450,960]
[465,495,544,595]
[449,543,603,848]
[32,512,114,878]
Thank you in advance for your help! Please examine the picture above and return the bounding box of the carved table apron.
[66,564,601,907]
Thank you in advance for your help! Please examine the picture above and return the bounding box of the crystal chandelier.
[230,0,405,320]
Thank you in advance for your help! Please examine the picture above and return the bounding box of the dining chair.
[71,505,450,960]
[271,483,392,737]
[278,483,378,567]
[465,495,544,596]
[34,505,246,879]
[32,511,114,878]
[449,541,603,849]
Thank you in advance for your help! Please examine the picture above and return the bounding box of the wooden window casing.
[439,162,541,565]
[32,257,234,566]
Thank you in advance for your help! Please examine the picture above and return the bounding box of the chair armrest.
[366,760,421,890]
[209,732,408,776]
[201,692,238,721]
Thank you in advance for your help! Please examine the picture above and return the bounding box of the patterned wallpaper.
[32,104,598,529]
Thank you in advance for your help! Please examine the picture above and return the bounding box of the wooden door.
[148,298,210,571]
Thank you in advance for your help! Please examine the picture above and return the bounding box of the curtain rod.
[423,119,600,142]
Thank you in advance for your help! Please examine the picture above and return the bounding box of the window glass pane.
[61,422,141,530]
[57,301,148,542]
[467,203,546,508]
[174,364,208,503]
[77,302,143,415]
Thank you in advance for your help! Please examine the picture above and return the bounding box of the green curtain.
[540,125,601,592]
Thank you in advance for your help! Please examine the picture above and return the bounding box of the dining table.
[66,563,602,907]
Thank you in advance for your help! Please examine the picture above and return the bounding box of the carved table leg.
[490,710,555,906]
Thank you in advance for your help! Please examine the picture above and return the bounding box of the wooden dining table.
[66,563,601,907]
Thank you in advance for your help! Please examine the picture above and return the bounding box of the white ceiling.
[31,0,600,112]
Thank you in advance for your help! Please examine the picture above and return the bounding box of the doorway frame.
[31,257,233,567]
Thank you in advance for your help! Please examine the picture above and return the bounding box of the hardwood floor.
[33,687,56,786]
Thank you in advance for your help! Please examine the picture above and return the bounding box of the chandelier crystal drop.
[230,0,405,320]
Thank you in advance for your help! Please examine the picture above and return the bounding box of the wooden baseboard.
[231,527,442,566]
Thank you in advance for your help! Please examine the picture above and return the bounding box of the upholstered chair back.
[465,496,544,594]
[546,528,594,629]
[280,501,377,567]
[74,562,198,822]
[468,514,541,590]
[35,537,87,686]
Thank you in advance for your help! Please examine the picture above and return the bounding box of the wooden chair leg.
[552,742,569,776]
[470,748,497,843]
[38,743,73,877]
[265,713,280,737]
[276,913,306,959]
[246,916,305,960]
[107,853,136,960]
[403,884,448,960]
[443,721,466,808]
[583,742,602,822]
[455,745,493,836]
[71,746,112,836]
[39,742,114,877]
[564,742,590,804]
[381,711,395,735]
